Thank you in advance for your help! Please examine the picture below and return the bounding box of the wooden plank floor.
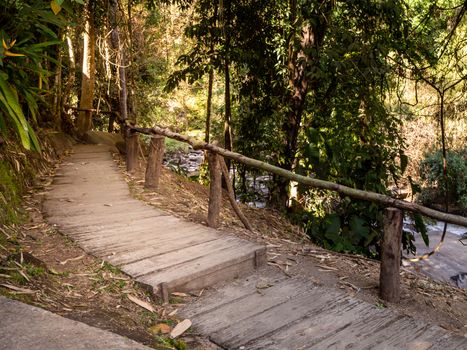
[181,268,467,349]
[43,145,266,297]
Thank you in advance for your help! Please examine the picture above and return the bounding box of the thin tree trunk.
[109,0,128,123]
[61,30,76,133]
[277,0,333,207]
[205,70,214,143]
[110,0,136,171]
[205,2,218,144]
[77,5,96,135]
[221,0,232,159]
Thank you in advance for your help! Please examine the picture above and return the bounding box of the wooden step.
[43,144,267,304]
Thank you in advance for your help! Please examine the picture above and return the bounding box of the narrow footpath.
[31,144,467,349]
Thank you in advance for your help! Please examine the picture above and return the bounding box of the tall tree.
[205,1,218,143]
[77,1,96,135]
[221,0,233,156]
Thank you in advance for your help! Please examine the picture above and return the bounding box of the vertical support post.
[160,282,169,305]
[380,207,403,303]
[207,148,222,228]
[145,135,165,190]
[125,127,138,173]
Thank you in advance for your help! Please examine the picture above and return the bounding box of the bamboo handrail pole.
[130,126,467,228]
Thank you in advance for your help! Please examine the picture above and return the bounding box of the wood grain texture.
[43,145,265,298]
[380,207,403,303]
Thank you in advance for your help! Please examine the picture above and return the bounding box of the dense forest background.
[1,0,466,256]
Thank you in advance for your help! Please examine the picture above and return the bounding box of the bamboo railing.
[130,125,467,303]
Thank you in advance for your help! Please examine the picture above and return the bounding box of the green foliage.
[419,148,467,209]
[295,0,410,255]
[154,336,187,350]
[0,160,25,224]
[304,199,383,256]
[163,0,463,256]
[0,0,78,151]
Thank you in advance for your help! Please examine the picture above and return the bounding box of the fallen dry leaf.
[59,254,85,265]
[128,295,155,312]
[0,283,36,294]
[148,323,172,335]
[170,319,192,338]
[168,309,178,316]
[315,264,338,271]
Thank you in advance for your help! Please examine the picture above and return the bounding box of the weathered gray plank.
[121,237,257,277]
[44,144,266,306]
[138,243,261,292]
[181,271,467,350]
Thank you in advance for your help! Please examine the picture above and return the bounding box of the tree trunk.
[77,5,96,136]
[222,0,233,161]
[276,0,333,208]
[109,0,128,124]
[110,0,135,170]
[61,29,76,133]
[205,2,218,144]
[205,70,214,144]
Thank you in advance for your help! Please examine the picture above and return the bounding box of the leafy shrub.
[419,148,467,209]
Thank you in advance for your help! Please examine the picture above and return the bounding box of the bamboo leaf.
[0,76,29,132]
[27,119,41,153]
[50,1,62,15]
[28,40,63,51]
[0,75,40,151]
[23,90,39,122]
[0,89,31,150]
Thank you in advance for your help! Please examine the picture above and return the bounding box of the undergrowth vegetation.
[419,148,467,211]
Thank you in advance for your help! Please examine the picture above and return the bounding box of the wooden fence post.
[207,148,222,228]
[380,207,403,303]
[125,127,139,173]
[145,135,165,190]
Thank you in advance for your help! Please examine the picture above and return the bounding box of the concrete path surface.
[43,144,266,299]
[0,296,151,350]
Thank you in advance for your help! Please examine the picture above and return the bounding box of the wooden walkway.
[44,145,467,349]
[43,145,265,298]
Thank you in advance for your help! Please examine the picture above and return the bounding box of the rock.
[450,273,467,289]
